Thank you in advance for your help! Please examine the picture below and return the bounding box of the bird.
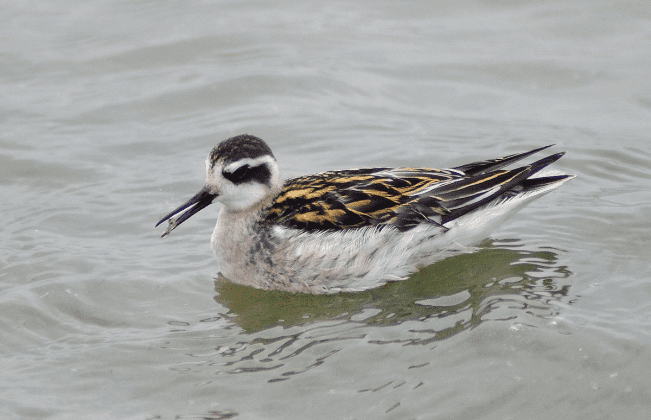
[156,134,574,294]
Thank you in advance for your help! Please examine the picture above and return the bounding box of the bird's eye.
[222,163,272,186]
[229,165,249,181]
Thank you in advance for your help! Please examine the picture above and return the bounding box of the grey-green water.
[2,1,651,419]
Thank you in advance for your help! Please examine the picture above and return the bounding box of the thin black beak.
[156,186,217,237]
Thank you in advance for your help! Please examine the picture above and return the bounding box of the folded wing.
[264,146,571,232]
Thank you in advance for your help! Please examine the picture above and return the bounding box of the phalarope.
[156,134,574,294]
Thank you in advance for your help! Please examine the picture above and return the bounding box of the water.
[2,1,651,419]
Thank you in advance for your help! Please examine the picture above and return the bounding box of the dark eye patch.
[223,164,272,186]
[231,165,249,181]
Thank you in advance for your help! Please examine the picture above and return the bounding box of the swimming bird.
[156,134,574,294]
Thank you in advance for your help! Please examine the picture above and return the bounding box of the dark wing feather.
[264,168,456,231]
[263,147,564,232]
[453,145,553,175]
